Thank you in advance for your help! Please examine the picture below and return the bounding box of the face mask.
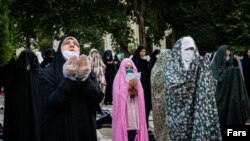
[183,50,194,61]
[125,68,133,74]
[156,55,159,58]
[62,50,79,59]
[225,56,230,61]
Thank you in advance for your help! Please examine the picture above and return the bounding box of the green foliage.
[145,0,170,46]
[216,0,250,54]
[81,47,91,56]
[162,1,217,51]
[229,45,246,55]
[8,0,133,53]
[0,0,14,66]
[5,0,249,58]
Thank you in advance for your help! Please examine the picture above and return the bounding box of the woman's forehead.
[126,62,132,66]
[124,60,133,66]
[63,37,78,44]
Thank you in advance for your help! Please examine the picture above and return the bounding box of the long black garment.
[132,45,152,128]
[40,37,104,141]
[3,50,41,141]
[40,48,55,69]
[242,50,250,101]
[0,58,16,141]
[103,50,118,104]
[211,45,250,140]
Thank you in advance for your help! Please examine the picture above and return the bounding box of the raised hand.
[128,78,138,98]
[77,54,91,81]
[63,56,79,80]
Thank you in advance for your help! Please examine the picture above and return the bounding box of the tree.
[8,0,133,55]
[0,0,14,66]
[149,0,243,53]
[216,0,250,54]
[127,0,146,46]
[8,0,246,57]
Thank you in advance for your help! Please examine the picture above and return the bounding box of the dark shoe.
[96,123,102,129]
[148,130,156,141]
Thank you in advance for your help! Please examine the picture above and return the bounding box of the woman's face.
[61,38,80,59]
[139,49,146,57]
[247,50,250,58]
[91,52,97,57]
[125,63,133,74]
[61,39,80,52]
[225,49,231,56]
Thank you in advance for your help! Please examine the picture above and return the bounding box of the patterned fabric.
[164,36,222,141]
[88,48,106,92]
[151,49,171,141]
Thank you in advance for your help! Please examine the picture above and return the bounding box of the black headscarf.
[103,50,113,65]
[49,36,79,84]
[150,49,161,68]
[132,44,147,67]
[41,48,56,69]
[16,49,40,70]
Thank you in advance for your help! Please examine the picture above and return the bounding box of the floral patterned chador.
[164,36,222,141]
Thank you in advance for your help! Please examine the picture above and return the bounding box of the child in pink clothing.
[112,58,148,141]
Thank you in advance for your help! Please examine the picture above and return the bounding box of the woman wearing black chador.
[242,48,250,101]
[40,36,103,141]
[132,44,152,128]
[3,50,41,141]
[103,50,118,105]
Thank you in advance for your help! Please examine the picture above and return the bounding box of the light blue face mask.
[183,50,194,61]
[125,68,133,74]
[225,56,230,61]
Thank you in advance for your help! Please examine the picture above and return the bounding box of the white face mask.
[225,56,230,61]
[62,50,80,59]
[156,55,159,58]
[183,50,194,61]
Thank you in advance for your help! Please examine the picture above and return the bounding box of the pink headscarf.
[112,58,148,141]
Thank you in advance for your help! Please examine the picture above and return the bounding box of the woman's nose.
[69,41,75,48]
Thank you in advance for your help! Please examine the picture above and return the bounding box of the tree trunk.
[138,14,146,46]
[132,0,146,47]
[26,35,31,49]
[119,43,131,57]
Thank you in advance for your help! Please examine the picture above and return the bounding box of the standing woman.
[211,45,250,139]
[40,36,103,141]
[102,50,118,105]
[88,49,106,93]
[3,50,41,141]
[151,49,171,141]
[242,48,250,100]
[165,36,221,141]
[112,58,148,141]
[149,49,161,69]
[40,48,56,69]
[132,44,151,128]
